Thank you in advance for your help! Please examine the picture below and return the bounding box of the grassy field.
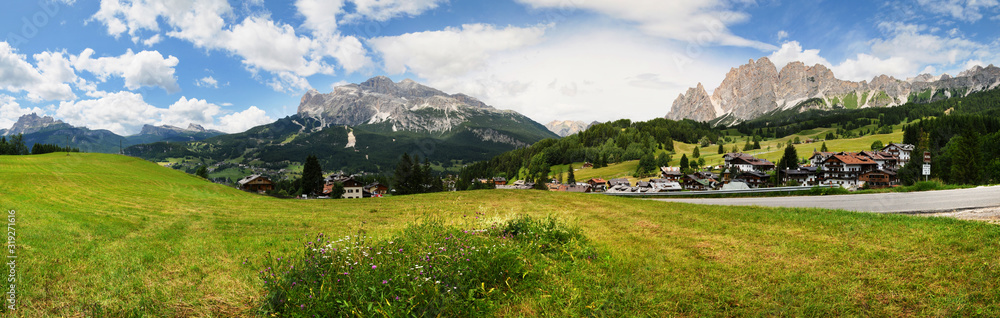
[2,153,999,316]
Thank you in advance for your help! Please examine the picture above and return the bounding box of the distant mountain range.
[667,58,1000,125]
[0,114,225,153]
[544,120,594,137]
[127,76,557,174]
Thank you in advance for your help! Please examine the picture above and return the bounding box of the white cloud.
[56,91,161,135]
[768,41,831,70]
[71,48,181,93]
[371,24,549,80]
[777,30,789,40]
[195,76,219,88]
[223,16,331,76]
[143,34,162,46]
[296,0,345,34]
[515,0,777,51]
[915,0,1000,22]
[92,0,373,93]
[0,95,46,130]
[216,106,273,133]
[55,92,273,135]
[409,28,731,124]
[267,71,313,93]
[345,0,446,22]
[0,42,76,102]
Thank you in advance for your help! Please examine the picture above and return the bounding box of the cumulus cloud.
[195,76,219,88]
[91,0,376,93]
[216,106,272,133]
[56,91,161,135]
[71,48,181,93]
[0,95,46,130]
[0,42,76,102]
[515,0,777,51]
[768,41,831,70]
[55,92,273,135]
[370,24,548,80]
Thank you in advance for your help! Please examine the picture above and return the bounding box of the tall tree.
[679,154,689,172]
[717,144,724,154]
[301,155,324,195]
[196,165,209,179]
[820,142,829,152]
[949,131,983,185]
[656,152,672,168]
[692,146,700,158]
[777,143,799,184]
[393,153,414,195]
[567,164,576,184]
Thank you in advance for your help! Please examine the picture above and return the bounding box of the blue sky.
[2,0,999,135]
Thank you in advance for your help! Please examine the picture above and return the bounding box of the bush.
[259,215,590,317]
[908,180,944,192]
[808,186,850,195]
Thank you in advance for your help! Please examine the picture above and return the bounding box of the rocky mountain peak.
[297,76,504,133]
[544,120,588,137]
[667,58,1000,125]
[5,113,66,136]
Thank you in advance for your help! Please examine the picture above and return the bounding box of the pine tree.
[567,164,576,184]
[656,152,671,168]
[753,140,761,150]
[679,154,689,171]
[718,144,724,154]
[692,146,700,158]
[393,153,414,195]
[196,165,209,179]
[301,155,324,195]
[820,142,829,152]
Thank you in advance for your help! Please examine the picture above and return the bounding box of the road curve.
[651,186,1000,213]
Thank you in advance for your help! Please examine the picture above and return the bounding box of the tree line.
[0,134,79,155]
[902,114,1000,185]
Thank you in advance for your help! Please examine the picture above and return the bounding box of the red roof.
[828,154,876,165]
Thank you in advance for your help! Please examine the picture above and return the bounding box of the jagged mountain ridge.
[298,76,515,134]
[544,120,589,137]
[667,58,1000,124]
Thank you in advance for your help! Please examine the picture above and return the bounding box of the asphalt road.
[652,185,1000,213]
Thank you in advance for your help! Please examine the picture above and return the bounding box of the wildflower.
[372,265,377,269]
[382,280,388,284]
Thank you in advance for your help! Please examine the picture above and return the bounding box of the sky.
[2,0,999,135]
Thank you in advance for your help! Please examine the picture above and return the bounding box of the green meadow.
[2,153,999,316]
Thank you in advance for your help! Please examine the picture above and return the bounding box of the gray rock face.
[297,76,500,133]
[5,114,67,136]
[544,120,588,137]
[666,83,716,122]
[667,58,1000,124]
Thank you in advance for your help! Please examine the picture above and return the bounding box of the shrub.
[259,215,589,317]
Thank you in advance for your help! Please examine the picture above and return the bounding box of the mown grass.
[2,153,999,316]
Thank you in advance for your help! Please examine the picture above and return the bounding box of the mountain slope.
[667,58,1000,124]
[127,77,558,174]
